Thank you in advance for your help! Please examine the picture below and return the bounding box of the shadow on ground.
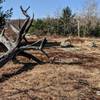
[0,63,37,83]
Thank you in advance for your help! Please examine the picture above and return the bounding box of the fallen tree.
[0,6,49,67]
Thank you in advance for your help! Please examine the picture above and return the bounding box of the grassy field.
[0,36,100,100]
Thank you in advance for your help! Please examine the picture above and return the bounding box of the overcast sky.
[2,0,100,19]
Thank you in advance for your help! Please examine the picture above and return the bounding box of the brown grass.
[0,36,100,100]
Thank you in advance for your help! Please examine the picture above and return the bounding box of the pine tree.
[0,0,13,29]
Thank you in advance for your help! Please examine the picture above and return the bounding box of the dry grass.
[0,36,100,100]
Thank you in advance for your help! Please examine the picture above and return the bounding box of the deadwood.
[0,6,49,67]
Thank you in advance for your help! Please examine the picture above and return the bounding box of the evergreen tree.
[60,6,75,35]
[0,0,13,29]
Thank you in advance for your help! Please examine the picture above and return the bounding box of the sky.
[2,0,100,19]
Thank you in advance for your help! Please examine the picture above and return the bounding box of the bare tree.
[82,0,98,36]
[0,6,49,67]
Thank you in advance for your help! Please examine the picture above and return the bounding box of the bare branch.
[18,51,43,64]
[10,24,19,33]
[23,13,34,43]
[0,29,5,36]
[16,17,30,45]
[26,6,30,12]
[39,38,47,50]
[20,6,30,17]
[25,13,34,33]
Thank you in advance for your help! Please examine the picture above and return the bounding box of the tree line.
[29,0,100,37]
[29,7,77,36]
[0,0,100,37]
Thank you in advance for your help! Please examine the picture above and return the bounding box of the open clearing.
[0,36,100,100]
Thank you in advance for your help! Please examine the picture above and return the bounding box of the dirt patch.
[0,37,100,100]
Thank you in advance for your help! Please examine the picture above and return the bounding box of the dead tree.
[0,6,49,67]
